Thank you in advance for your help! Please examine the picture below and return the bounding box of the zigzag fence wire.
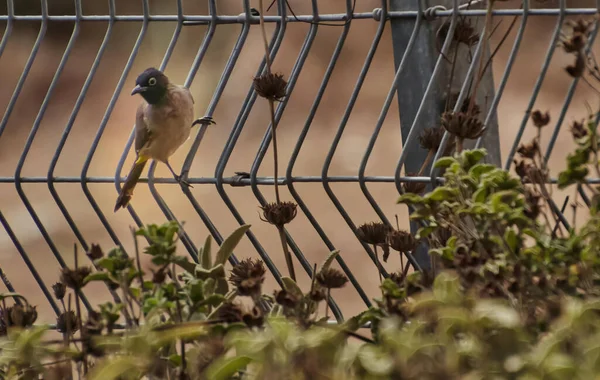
[0,0,596,323]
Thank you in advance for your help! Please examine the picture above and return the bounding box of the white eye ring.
[148,77,157,86]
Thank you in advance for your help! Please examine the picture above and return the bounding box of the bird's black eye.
[148,77,157,86]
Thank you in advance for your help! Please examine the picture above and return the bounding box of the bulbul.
[114,67,213,212]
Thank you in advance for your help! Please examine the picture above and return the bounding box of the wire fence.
[0,0,597,323]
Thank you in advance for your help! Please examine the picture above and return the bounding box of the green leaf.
[433,156,456,169]
[281,277,303,299]
[95,257,115,272]
[196,264,226,280]
[88,356,140,380]
[167,354,182,367]
[198,294,225,308]
[189,281,205,303]
[215,278,229,295]
[83,272,114,286]
[200,235,212,269]
[172,256,196,274]
[427,187,458,202]
[205,356,251,380]
[462,148,487,167]
[469,163,496,179]
[214,225,251,266]
[397,193,425,205]
[319,250,340,273]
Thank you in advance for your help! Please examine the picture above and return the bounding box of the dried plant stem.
[1,298,8,337]
[456,137,465,153]
[418,150,435,176]
[258,0,272,75]
[277,226,296,281]
[324,288,331,320]
[468,0,493,115]
[73,245,87,375]
[373,245,383,287]
[269,100,281,204]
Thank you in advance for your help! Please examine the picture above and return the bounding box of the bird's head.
[131,67,169,104]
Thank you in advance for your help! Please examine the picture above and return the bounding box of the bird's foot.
[192,116,216,127]
[175,175,193,188]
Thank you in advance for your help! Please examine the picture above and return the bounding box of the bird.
[114,67,214,212]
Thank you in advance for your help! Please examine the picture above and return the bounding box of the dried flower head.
[309,287,327,302]
[260,201,298,227]
[60,267,92,290]
[517,140,539,159]
[274,289,301,309]
[402,173,427,195]
[531,110,551,128]
[214,301,244,323]
[253,72,287,101]
[52,282,66,300]
[441,111,485,139]
[571,120,588,139]
[7,304,38,328]
[151,268,167,284]
[514,159,531,180]
[524,188,542,220]
[316,268,348,289]
[561,33,586,53]
[566,53,585,78]
[85,310,104,335]
[357,222,390,246]
[419,127,444,151]
[242,305,264,328]
[388,229,417,254]
[56,311,79,335]
[87,244,104,260]
[229,258,266,297]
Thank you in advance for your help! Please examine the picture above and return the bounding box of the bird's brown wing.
[134,103,151,153]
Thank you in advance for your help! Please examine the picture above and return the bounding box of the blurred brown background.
[0,0,597,322]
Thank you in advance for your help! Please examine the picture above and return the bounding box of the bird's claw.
[192,116,216,127]
[175,175,193,188]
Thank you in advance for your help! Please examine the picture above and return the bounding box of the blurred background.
[0,0,597,323]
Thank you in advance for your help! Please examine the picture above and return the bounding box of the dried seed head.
[60,267,92,290]
[8,304,38,328]
[214,301,244,323]
[316,268,348,289]
[87,244,104,260]
[260,201,298,227]
[531,110,551,128]
[388,229,417,253]
[253,72,287,102]
[85,310,104,335]
[56,311,79,334]
[441,111,485,140]
[402,173,427,195]
[52,282,66,300]
[242,305,264,328]
[566,53,585,78]
[419,127,444,151]
[562,33,585,53]
[229,258,266,297]
[517,140,539,159]
[524,189,542,220]
[357,222,390,246]
[514,159,531,180]
[152,269,167,284]
[571,120,588,139]
[274,289,301,309]
[309,287,327,302]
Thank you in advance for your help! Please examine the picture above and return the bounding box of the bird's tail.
[114,157,148,212]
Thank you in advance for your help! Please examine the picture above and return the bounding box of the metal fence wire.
[0,0,596,323]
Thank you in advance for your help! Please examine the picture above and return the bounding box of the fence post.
[389,0,501,271]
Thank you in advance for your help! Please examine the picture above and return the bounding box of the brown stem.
[73,245,87,375]
[277,226,296,281]
[468,0,493,115]
[418,150,435,176]
[456,138,464,153]
[324,288,331,320]
[374,245,383,287]
[269,100,281,204]
[258,0,272,75]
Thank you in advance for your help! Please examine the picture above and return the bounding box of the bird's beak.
[131,85,146,96]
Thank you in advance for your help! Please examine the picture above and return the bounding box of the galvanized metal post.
[389,0,501,270]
